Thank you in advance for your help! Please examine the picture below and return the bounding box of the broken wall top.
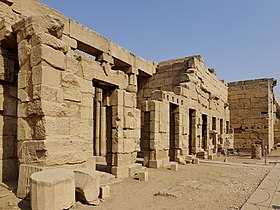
[156,55,228,102]
[0,0,157,76]
[228,78,277,88]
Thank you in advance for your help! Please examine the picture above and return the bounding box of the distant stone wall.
[275,122,280,145]
[228,79,276,151]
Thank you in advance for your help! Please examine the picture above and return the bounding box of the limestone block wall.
[11,14,145,179]
[228,79,276,151]
[12,15,95,167]
[0,0,158,183]
[139,56,230,163]
[0,47,18,183]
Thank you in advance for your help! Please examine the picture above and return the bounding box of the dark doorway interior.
[169,104,178,161]
[202,114,208,151]
[189,109,196,155]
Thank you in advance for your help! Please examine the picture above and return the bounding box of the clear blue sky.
[40,0,280,98]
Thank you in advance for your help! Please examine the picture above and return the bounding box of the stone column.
[100,106,106,156]
[94,87,102,156]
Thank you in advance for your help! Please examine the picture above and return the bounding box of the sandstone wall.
[228,79,276,151]
[139,55,231,165]
[0,0,157,186]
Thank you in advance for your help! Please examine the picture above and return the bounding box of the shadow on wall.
[0,41,19,186]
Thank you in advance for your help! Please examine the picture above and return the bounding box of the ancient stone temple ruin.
[139,56,232,167]
[0,0,233,186]
[0,0,279,206]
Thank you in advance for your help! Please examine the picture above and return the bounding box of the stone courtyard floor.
[2,150,280,210]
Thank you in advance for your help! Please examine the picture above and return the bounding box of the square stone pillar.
[107,89,140,178]
[141,100,169,168]
[13,15,94,197]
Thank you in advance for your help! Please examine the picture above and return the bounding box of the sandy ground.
[1,150,280,210]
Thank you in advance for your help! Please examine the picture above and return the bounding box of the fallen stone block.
[170,162,178,171]
[138,171,148,182]
[95,171,115,185]
[192,158,200,165]
[208,155,214,160]
[129,163,144,177]
[17,164,47,199]
[177,156,186,165]
[73,168,100,205]
[30,168,75,210]
[99,185,110,199]
[185,155,193,161]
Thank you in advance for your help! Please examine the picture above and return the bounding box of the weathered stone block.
[44,139,92,166]
[73,168,100,205]
[192,158,199,165]
[18,88,29,102]
[63,87,82,102]
[96,53,114,64]
[124,115,136,129]
[148,100,160,111]
[99,185,110,199]
[31,44,65,70]
[124,91,134,108]
[17,118,33,140]
[62,34,77,49]
[70,19,109,53]
[170,162,178,171]
[138,171,148,182]
[18,39,31,67]
[17,164,45,199]
[30,168,75,210]
[13,15,64,40]
[32,65,61,87]
[31,32,68,53]
[110,89,124,106]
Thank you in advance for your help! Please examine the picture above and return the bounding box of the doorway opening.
[169,104,178,161]
[202,114,208,151]
[189,109,196,155]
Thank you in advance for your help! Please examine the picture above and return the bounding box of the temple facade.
[0,0,279,202]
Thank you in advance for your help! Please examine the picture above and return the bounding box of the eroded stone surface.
[30,168,75,210]
[73,168,100,205]
[0,3,279,210]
